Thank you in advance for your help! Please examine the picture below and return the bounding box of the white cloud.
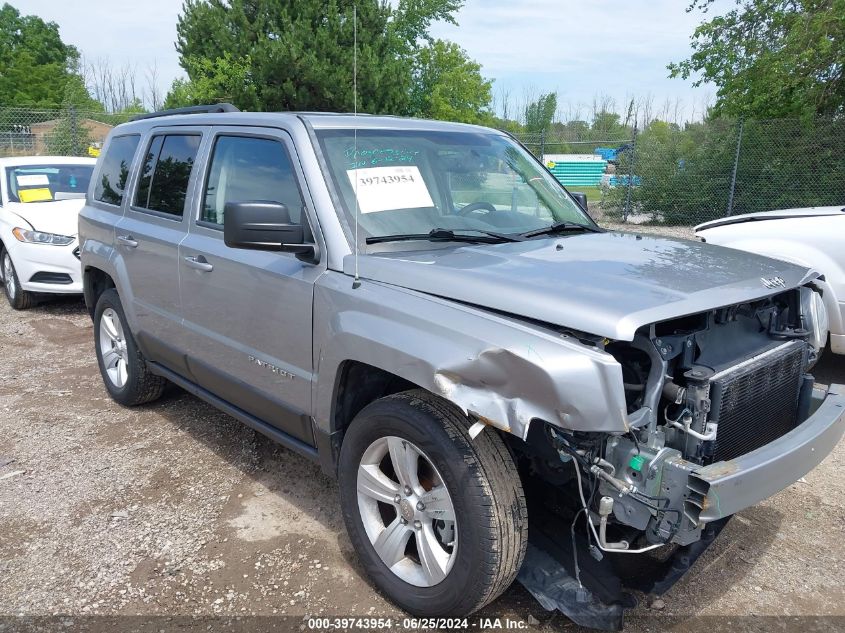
[17,0,185,104]
[432,0,735,121]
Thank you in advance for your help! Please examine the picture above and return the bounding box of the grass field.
[565,185,603,202]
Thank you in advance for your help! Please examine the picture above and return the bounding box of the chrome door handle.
[117,235,138,248]
[183,255,213,272]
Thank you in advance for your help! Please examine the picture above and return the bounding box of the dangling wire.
[352,4,361,289]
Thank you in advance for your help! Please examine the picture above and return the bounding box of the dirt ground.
[1,290,843,632]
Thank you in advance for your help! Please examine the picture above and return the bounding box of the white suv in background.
[696,206,845,355]
[0,156,95,309]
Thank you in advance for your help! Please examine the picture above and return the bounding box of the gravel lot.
[1,250,843,631]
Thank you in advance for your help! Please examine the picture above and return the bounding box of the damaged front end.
[514,283,845,629]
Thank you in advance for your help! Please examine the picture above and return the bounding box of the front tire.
[338,390,527,617]
[94,288,165,406]
[2,249,35,310]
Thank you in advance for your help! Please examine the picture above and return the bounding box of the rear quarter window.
[94,134,141,206]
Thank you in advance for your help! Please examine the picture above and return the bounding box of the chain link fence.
[514,116,845,227]
[0,107,135,159]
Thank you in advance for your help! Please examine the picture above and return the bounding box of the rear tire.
[2,249,35,310]
[338,389,527,617]
[94,288,165,406]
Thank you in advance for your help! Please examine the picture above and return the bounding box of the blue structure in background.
[545,155,607,187]
[607,174,642,187]
[594,147,619,161]
[593,145,633,162]
[543,145,639,189]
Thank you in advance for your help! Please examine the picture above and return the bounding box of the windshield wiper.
[366,228,523,245]
[519,221,603,239]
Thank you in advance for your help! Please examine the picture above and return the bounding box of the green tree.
[524,92,557,133]
[590,111,629,140]
[556,119,590,141]
[44,78,103,155]
[605,119,739,224]
[731,117,845,213]
[488,116,523,134]
[603,116,845,225]
[410,40,492,123]
[0,3,92,108]
[171,0,473,116]
[669,0,845,118]
[163,53,258,109]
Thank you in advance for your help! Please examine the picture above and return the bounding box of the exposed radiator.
[708,341,807,463]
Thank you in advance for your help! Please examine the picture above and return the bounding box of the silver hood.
[346,231,817,341]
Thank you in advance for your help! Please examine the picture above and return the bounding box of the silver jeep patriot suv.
[79,104,845,628]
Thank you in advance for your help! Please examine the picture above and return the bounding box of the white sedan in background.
[696,206,844,355]
[0,156,96,309]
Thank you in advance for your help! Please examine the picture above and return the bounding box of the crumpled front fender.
[312,273,629,439]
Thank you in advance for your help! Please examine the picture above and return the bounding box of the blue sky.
[431,0,736,121]
[18,0,733,121]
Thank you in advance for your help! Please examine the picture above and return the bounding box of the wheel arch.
[83,266,116,319]
[0,235,12,262]
[317,360,422,477]
[331,360,420,435]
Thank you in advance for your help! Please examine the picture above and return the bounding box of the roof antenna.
[352,4,362,290]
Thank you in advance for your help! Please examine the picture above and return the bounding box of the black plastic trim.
[697,210,845,232]
[29,271,72,284]
[147,361,319,463]
[136,331,192,378]
[186,355,315,445]
[131,104,240,122]
[313,425,342,478]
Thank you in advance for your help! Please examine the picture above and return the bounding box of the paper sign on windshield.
[18,187,53,203]
[16,174,50,187]
[346,166,434,214]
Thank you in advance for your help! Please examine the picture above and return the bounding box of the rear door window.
[94,134,141,206]
[134,134,201,218]
[201,135,304,227]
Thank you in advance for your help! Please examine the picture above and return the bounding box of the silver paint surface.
[348,232,817,341]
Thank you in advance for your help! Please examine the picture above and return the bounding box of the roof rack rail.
[131,103,240,122]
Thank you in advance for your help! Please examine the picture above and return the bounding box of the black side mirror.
[224,201,314,256]
[571,192,588,212]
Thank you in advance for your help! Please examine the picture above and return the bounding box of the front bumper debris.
[518,517,731,631]
[688,384,845,523]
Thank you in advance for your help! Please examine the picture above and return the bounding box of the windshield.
[6,164,94,204]
[315,129,594,247]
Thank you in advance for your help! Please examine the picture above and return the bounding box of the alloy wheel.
[3,253,16,300]
[356,436,458,587]
[99,308,129,388]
